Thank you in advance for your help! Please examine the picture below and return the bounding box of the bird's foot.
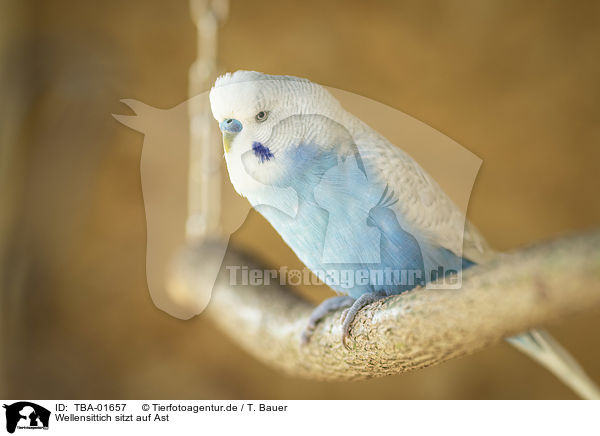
[340,291,387,350]
[300,296,355,345]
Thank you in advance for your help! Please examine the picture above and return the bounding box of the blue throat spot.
[252,141,274,163]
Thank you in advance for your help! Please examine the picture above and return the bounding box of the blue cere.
[220,118,243,133]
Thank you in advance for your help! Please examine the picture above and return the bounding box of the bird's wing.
[357,132,494,264]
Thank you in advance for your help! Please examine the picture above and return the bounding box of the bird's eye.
[255,111,269,122]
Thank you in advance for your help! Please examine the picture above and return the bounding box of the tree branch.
[177,230,600,381]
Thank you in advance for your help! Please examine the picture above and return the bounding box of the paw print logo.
[286,270,302,286]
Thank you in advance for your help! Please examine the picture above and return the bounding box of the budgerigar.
[209,70,599,399]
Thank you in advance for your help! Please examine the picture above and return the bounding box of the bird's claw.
[339,308,350,323]
[301,292,386,349]
[300,295,354,346]
[300,325,314,346]
[338,291,387,350]
[340,309,352,350]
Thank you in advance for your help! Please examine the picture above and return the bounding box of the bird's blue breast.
[250,143,473,299]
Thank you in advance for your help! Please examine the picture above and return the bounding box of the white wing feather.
[352,125,493,264]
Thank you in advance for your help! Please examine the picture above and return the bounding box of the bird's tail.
[507,328,600,399]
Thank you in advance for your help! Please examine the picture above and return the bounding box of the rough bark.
[175,230,600,381]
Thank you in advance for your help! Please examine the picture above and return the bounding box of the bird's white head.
[209,71,344,196]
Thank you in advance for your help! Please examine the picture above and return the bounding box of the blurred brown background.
[1,0,599,399]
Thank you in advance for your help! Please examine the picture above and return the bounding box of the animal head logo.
[3,402,50,434]
[113,81,482,318]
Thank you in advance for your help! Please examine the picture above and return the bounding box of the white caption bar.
[0,400,596,436]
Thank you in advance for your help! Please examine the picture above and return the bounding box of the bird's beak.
[222,133,235,153]
[219,118,242,153]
